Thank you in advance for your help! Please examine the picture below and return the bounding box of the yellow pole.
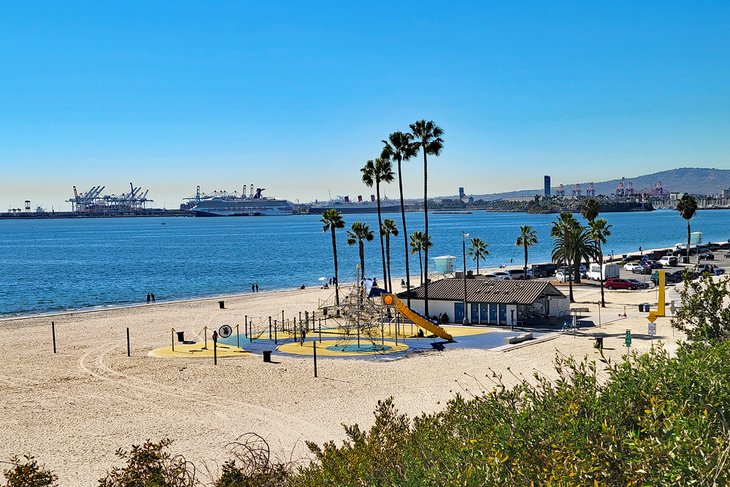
[657,270,666,316]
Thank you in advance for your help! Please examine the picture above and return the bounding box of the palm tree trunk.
[573,249,582,284]
[687,221,691,265]
[418,250,423,284]
[423,150,430,317]
[397,159,411,306]
[359,241,365,282]
[568,256,575,302]
[523,243,528,279]
[331,228,339,306]
[385,235,392,293]
[598,243,605,307]
[375,180,387,291]
[476,256,479,274]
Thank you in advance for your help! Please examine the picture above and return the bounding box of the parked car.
[698,252,715,261]
[659,255,678,266]
[725,252,730,259]
[640,259,662,269]
[651,270,686,285]
[695,264,725,276]
[632,264,653,275]
[587,263,620,280]
[626,278,650,289]
[554,271,573,282]
[604,278,639,290]
[491,271,511,280]
[623,262,644,272]
[507,269,526,279]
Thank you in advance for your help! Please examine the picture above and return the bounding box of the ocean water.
[1,209,729,317]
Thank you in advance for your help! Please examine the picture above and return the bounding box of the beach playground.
[0,281,685,485]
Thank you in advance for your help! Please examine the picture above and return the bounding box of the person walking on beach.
[255,283,259,293]
[151,292,155,303]
[146,292,151,304]
[251,283,255,293]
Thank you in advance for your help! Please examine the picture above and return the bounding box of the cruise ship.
[308,195,401,214]
[187,186,294,217]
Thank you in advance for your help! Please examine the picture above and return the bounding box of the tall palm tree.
[381,131,417,306]
[551,211,580,302]
[580,198,600,223]
[467,237,489,274]
[361,157,395,291]
[409,231,432,284]
[410,120,444,317]
[677,194,698,264]
[589,218,612,308]
[381,219,398,293]
[346,221,374,282]
[321,209,345,305]
[515,226,538,279]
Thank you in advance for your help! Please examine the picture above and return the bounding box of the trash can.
[263,350,272,363]
[218,300,225,309]
[594,336,604,350]
[176,331,185,343]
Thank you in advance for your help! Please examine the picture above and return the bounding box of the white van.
[587,263,619,280]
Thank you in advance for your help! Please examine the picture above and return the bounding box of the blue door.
[471,303,479,323]
[480,304,488,323]
[499,304,507,325]
[489,304,498,324]
[454,302,464,323]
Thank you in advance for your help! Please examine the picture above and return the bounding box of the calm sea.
[2,209,729,317]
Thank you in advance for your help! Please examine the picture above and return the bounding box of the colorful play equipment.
[384,294,453,341]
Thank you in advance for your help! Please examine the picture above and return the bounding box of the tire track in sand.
[77,342,325,436]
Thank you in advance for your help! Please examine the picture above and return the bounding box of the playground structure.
[151,278,457,360]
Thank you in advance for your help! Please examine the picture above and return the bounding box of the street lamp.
[462,231,470,325]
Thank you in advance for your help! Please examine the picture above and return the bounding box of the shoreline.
[0,242,700,321]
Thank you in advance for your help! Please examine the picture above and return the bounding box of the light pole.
[462,231,469,325]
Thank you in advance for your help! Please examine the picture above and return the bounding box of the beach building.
[398,278,569,326]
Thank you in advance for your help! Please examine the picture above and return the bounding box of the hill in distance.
[453,167,730,201]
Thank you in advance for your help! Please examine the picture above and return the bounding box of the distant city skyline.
[2,1,729,210]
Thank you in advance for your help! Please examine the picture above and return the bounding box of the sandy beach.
[0,279,684,484]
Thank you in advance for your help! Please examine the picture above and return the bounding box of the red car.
[605,278,638,290]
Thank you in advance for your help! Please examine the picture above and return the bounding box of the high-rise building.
[458,187,466,200]
[544,176,551,196]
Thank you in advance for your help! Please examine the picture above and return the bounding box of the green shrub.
[291,342,730,486]
[1,455,57,487]
[98,439,195,487]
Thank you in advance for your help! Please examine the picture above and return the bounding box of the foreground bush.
[1,456,57,487]
[293,342,730,486]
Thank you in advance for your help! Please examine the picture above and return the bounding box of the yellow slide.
[384,294,454,341]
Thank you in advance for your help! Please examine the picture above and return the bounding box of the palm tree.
[410,120,444,317]
[677,194,698,264]
[361,157,395,291]
[551,211,580,302]
[409,231,432,284]
[467,237,489,274]
[580,198,600,223]
[515,226,538,279]
[381,131,417,306]
[346,222,374,282]
[381,219,398,293]
[589,218,612,308]
[321,209,345,305]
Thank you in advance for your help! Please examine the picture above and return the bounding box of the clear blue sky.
[1,1,729,210]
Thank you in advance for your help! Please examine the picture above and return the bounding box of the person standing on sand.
[255,283,259,292]
[146,292,151,304]
[251,283,255,293]
[151,292,155,303]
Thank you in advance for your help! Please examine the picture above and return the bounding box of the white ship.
[308,195,400,214]
[187,185,294,217]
